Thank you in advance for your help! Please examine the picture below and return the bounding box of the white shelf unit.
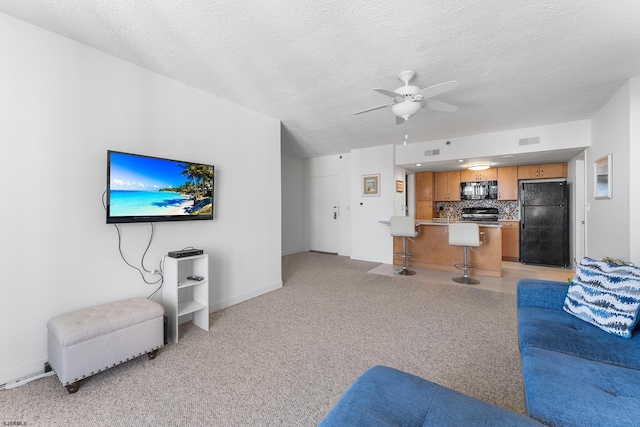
[162,254,209,343]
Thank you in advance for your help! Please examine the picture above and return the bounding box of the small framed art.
[362,174,380,197]
[594,154,612,199]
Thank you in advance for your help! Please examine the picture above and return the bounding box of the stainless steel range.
[460,207,499,222]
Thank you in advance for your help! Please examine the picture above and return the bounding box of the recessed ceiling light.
[503,155,514,158]
[416,163,422,167]
[457,159,464,163]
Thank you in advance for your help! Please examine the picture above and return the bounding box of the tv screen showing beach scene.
[107,151,214,223]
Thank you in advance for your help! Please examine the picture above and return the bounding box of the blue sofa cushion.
[518,306,640,370]
[318,366,543,427]
[564,257,640,338]
[521,346,640,427]
[517,278,570,311]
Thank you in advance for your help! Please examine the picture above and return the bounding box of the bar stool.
[448,223,485,284]
[390,216,419,275]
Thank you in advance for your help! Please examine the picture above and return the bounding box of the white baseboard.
[0,358,48,387]
[282,248,306,256]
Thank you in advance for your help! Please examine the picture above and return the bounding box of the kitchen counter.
[392,219,503,277]
[416,219,503,227]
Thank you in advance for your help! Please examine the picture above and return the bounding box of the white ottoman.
[47,297,164,393]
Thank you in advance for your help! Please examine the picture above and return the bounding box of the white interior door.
[574,159,586,264]
[309,175,339,254]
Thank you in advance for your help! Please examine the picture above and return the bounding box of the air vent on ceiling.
[518,137,540,146]
[424,149,440,156]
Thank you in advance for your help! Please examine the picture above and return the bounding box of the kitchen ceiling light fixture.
[467,162,491,171]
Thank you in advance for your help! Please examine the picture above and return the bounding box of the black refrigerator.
[520,181,570,267]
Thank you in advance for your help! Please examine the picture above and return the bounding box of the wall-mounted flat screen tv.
[106,150,214,223]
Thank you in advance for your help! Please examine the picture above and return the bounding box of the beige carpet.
[1,252,526,426]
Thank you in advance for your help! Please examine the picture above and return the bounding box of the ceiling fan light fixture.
[467,162,491,171]
[391,101,421,120]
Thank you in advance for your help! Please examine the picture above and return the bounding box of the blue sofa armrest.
[318,366,543,426]
[516,278,570,311]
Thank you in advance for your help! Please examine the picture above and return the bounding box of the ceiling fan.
[354,70,459,125]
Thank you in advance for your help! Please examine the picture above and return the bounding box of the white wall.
[630,78,640,262]
[588,81,631,261]
[338,154,352,256]
[0,13,282,384]
[282,153,305,255]
[393,164,407,216]
[350,144,396,263]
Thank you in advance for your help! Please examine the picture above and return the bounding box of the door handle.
[333,212,337,219]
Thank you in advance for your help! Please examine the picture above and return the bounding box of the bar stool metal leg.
[452,246,480,284]
[393,236,416,275]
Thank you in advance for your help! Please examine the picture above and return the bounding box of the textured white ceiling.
[2,0,640,158]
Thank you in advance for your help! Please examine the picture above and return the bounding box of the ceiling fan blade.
[424,99,458,112]
[354,104,391,115]
[374,88,401,98]
[416,80,459,99]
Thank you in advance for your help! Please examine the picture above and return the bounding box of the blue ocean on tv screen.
[110,190,191,216]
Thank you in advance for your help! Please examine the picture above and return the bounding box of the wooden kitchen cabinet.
[501,221,520,262]
[517,162,567,179]
[460,168,497,182]
[415,172,435,219]
[434,172,448,201]
[434,171,460,201]
[540,162,568,178]
[415,172,434,201]
[416,201,434,219]
[497,166,518,200]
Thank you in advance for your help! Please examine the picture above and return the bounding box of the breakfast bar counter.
[392,220,503,277]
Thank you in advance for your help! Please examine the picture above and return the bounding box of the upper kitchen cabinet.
[497,166,518,200]
[415,172,434,201]
[415,172,435,219]
[517,162,567,180]
[460,168,497,182]
[434,171,461,201]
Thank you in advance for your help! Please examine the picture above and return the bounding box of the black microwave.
[460,181,498,200]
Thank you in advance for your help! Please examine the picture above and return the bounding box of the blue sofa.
[319,278,640,426]
[318,365,542,426]
[517,278,640,426]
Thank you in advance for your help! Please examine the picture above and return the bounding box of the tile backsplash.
[436,200,520,221]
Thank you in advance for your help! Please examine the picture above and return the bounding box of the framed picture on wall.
[362,174,380,197]
[594,154,612,199]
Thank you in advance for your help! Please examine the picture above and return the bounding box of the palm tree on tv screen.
[179,163,213,202]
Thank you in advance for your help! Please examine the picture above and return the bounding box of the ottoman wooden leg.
[65,379,84,394]
[147,349,158,360]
